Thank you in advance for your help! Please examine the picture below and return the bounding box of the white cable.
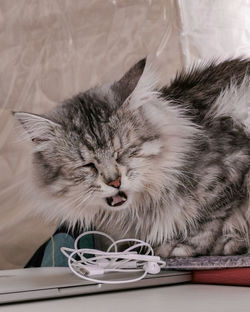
[61,231,166,284]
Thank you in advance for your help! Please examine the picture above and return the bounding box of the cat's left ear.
[111,58,146,104]
[12,111,61,146]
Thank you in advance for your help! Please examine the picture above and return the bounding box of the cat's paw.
[223,238,248,255]
[155,242,176,258]
[212,237,249,255]
[155,243,196,258]
[169,244,196,257]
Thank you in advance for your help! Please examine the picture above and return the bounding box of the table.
[1,284,250,312]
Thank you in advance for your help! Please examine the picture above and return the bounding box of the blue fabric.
[41,233,74,267]
[26,225,95,268]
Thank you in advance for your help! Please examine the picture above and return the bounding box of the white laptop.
[0,267,191,304]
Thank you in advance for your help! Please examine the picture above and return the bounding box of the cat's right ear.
[12,111,61,147]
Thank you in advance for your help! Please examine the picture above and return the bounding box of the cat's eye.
[127,147,139,158]
[128,150,138,158]
[114,150,123,161]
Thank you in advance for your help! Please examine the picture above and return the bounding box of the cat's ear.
[12,111,61,146]
[111,58,146,103]
[120,60,158,111]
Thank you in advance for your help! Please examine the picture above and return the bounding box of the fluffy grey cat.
[14,58,250,257]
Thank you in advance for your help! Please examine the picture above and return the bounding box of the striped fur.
[14,58,250,257]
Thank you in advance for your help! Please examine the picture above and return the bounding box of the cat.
[13,58,250,257]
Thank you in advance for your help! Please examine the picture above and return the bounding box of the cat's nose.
[108,176,121,188]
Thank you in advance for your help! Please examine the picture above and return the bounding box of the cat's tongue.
[112,194,125,205]
[106,191,127,207]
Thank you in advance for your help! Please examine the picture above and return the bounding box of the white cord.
[61,231,166,284]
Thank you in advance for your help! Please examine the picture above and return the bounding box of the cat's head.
[13,59,195,226]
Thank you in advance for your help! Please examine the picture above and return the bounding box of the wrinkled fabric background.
[1,0,250,269]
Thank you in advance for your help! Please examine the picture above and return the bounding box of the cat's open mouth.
[106,191,128,207]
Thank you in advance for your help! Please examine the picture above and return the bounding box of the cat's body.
[14,58,250,257]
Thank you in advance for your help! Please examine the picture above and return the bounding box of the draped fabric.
[1,0,250,269]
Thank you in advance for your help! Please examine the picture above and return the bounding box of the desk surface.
[1,284,250,312]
